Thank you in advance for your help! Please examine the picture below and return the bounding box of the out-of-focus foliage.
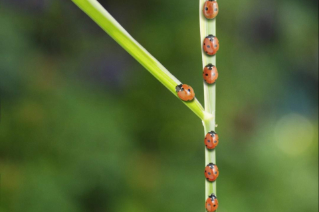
[0,0,318,212]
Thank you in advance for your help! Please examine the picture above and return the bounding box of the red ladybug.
[203,64,219,84]
[203,0,219,19]
[205,163,219,182]
[205,193,219,212]
[203,35,219,56]
[175,84,195,101]
[204,131,219,149]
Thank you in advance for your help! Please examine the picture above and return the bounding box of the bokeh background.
[0,0,318,211]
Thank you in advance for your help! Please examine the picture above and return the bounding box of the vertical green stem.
[199,0,217,207]
[203,118,216,199]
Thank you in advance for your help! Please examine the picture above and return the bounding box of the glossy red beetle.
[205,163,219,182]
[175,84,195,101]
[204,131,219,149]
[203,35,219,56]
[203,64,219,84]
[205,193,219,212]
[203,0,219,19]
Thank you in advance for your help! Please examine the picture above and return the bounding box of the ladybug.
[203,35,219,56]
[205,193,219,212]
[205,163,219,182]
[203,64,219,84]
[203,0,219,19]
[204,131,219,149]
[175,84,195,101]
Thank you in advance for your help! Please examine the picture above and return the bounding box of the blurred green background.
[0,0,318,211]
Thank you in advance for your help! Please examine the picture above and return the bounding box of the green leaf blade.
[72,0,208,120]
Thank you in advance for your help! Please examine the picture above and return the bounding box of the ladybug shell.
[203,0,219,19]
[176,84,195,101]
[203,64,219,84]
[203,35,219,56]
[205,195,219,212]
[205,163,219,182]
[204,131,219,149]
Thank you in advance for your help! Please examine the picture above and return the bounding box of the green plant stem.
[199,0,217,207]
[72,0,210,120]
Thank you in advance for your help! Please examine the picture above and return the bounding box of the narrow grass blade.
[72,0,209,120]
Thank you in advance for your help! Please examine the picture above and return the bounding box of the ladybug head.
[208,163,216,169]
[209,131,216,136]
[209,193,217,201]
[175,84,184,92]
[206,35,215,41]
[206,64,214,70]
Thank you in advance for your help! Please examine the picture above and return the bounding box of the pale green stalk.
[199,0,217,207]
[72,0,217,209]
[72,0,211,120]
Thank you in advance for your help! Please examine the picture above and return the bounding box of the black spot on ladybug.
[188,89,191,92]
[206,7,208,11]
[208,172,211,175]
[207,45,211,48]
[208,140,210,142]
[214,45,217,47]
[214,140,217,143]
[206,74,209,76]
[214,172,217,174]
[215,8,218,11]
